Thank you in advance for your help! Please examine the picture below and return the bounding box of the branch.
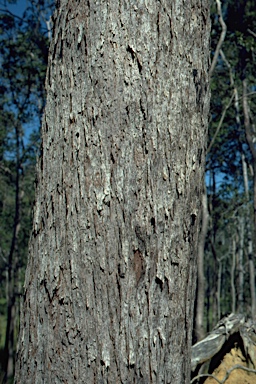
[0,8,24,22]
[0,163,13,177]
[206,2,229,153]
[191,365,256,384]
[209,0,227,78]
[191,373,222,384]
[243,79,256,160]
[206,91,235,155]
[220,49,234,87]
[244,91,256,98]
[248,29,256,38]
[207,49,255,155]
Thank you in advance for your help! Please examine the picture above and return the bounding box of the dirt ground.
[204,346,256,384]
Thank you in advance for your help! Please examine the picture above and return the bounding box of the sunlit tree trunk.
[217,258,222,319]
[195,189,209,341]
[231,237,236,313]
[241,153,255,316]
[237,216,245,314]
[243,80,256,318]
[15,1,210,383]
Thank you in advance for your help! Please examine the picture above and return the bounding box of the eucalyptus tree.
[14,0,211,382]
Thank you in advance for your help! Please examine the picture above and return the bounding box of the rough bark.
[15,1,210,383]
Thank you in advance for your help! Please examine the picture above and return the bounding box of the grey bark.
[241,152,255,318]
[217,256,222,320]
[237,216,245,314]
[243,80,256,318]
[231,237,236,314]
[15,1,210,383]
[195,190,209,341]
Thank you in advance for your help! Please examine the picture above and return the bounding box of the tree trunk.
[243,79,256,318]
[217,257,222,320]
[195,189,209,341]
[208,170,218,329]
[237,216,245,314]
[241,152,255,318]
[15,1,210,383]
[231,237,236,313]
[4,122,22,380]
[206,265,211,333]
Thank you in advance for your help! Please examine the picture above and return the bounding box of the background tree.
[195,0,256,338]
[14,0,210,383]
[0,0,53,380]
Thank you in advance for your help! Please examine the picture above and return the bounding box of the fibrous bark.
[15,1,210,383]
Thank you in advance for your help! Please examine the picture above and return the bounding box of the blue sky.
[0,0,49,148]
[1,0,28,17]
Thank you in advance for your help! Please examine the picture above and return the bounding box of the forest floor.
[204,346,256,384]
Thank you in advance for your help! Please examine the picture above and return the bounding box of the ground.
[205,346,256,384]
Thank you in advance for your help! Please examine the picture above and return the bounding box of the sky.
[1,0,28,17]
[1,0,54,27]
[1,0,54,146]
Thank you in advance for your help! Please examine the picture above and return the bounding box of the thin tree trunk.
[4,123,22,380]
[237,216,245,314]
[211,172,218,327]
[241,152,255,317]
[206,266,211,333]
[217,258,222,320]
[243,79,256,318]
[220,53,256,319]
[231,238,236,313]
[15,1,210,383]
[195,189,209,341]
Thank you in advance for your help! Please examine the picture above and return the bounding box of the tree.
[0,1,52,380]
[196,0,256,334]
[14,1,210,382]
